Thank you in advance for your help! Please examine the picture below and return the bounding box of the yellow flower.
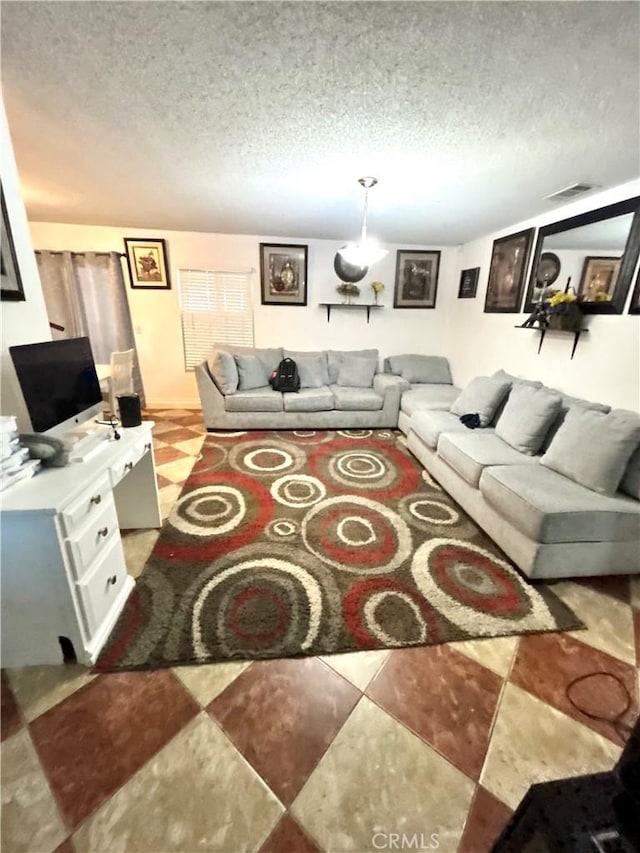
[548,292,577,306]
[370,281,385,293]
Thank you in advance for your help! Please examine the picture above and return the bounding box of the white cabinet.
[0,422,161,667]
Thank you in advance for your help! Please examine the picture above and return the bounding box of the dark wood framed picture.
[484,228,534,313]
[259,243,308,306]
[458,267,479,299]
[1,184,25,302]
[124,238,171,289]
[629,266,640,315]
[393,250,440,309]
[577,256,622,304]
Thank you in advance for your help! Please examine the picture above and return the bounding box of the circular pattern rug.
[96,430,581,671]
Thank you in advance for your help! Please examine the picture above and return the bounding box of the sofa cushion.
[337,356,378,388]
[400,384,461,416]
[224,386,284,412]
[541,408,640,496]
[294,355,329,389]
[438,432,538,488]
[207,349,238,395]
[234,354,269,391]
[495,384,563,455]
[411,410,494,450]
[480,464,640,544]
[328,349,379,384]
[385,354,452,384]
[541,391,611,450]
[330,385,383,411]
[621,446,640,501]
[450,377,511,427]
[283,386,334,413]
[492,369,542,389]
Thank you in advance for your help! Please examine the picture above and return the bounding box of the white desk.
[0,422,161,667]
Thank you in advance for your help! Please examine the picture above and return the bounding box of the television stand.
[0,422,162,667]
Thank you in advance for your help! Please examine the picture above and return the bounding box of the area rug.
[96,429,581,671]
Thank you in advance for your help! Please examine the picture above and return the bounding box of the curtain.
[35,251,145,404]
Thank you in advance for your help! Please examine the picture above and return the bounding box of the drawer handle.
[98,527,109,538]
[144,442,151,451]
[90,494,102,505]
[107,575,118,586]
[125,461,134,471]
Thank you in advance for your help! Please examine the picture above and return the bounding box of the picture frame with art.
[577,256,621,305]
[1,184,26,302]
[458,267,479,299]
[393,250,441,309]
[259,243,308,306]
[124,238,171,289]
[483,228,534,313]
[629,267,640,315]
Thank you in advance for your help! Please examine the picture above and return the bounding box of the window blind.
[178,269,254,369]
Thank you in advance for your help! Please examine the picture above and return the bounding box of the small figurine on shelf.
[521,301,549,329]
[336,282,360,304]
[370,280,385,305]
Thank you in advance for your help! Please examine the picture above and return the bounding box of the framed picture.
[629,266,640,315]
[393,250,441,309]
[124,238,171,289]
[458,267,479,299]
[1,184,25,302]
[484,228,534,313]
[259,243,308,306]
[577,256,621,305]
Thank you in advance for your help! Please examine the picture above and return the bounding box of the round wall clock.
[334,251,368,283]
[536,252,561,287]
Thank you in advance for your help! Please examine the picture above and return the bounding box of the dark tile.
[53,839,76,853]
[154,445,189,466]
[170,413,205,429]
[155,427,201,445]
[156,473,173,489]
[510,632,638,746]
[458,786,512,853]
[207,658,359,806]
[30,670,199,828]
[578,575,631,605]
[259,814,321,853]
[367,645,502,780]
[1,671,22,741]
[634,609,640,667]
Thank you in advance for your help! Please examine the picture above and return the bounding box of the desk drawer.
[76,535,128,637]
[60,474,112,535]
[66,498,119,580]
[109,438,151,486]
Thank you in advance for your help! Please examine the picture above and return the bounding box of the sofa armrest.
[374,373,411,395]
[195,361,227,428]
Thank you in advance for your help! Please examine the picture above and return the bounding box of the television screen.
[9,337,102,433]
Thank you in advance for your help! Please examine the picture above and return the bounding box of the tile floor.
[2,410,639,853]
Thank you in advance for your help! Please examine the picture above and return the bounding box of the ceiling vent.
[544,182,598,202]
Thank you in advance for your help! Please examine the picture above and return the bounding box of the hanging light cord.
[565,671,632,743]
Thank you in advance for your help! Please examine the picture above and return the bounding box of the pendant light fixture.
[338,177,388,268]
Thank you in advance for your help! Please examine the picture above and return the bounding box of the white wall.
[0,94,51,429]
[29,222,459,407]
[448,181,640,412]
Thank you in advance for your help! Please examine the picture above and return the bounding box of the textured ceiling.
[1,1,639,244]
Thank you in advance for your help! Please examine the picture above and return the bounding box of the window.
[178,269,254,369]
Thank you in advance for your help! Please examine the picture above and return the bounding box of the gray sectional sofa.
[382,354,461,435]
[195,346,406,430]
[404,369,640,580]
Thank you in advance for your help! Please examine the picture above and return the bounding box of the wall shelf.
[515,325,589,360]
[318,303,383,323]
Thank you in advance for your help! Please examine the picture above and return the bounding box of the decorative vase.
[547,310,582,331]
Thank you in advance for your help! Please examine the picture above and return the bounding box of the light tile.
[174,661,251,706]
[292,696,474,852]
[320,649,391,691]
[151,421,182,436]
[7,665,95,723]
[631,576,640,610]
[72,713,283,853]
[554,580,636,665]
[159,484,182,519]
[173,435,205,456]
[481,683,621,810]
[1,730,66,853]
[156,457,196,484]
[121,528,160,579]
[448,636,518,678]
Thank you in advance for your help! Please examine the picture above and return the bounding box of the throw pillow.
[541,408,640,496]
[492,369,543,389]
[296,355,328,389]
[328,349,378,384]
[234,354,269,391]
[495,384,563,455]
[387,354,452,384]
[450,377,511,427]
[337,356,378,388]
[207,349,238,395]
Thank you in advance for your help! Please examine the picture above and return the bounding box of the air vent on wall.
[544,182,598,202]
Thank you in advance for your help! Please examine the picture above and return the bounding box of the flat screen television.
[9,337,103,435]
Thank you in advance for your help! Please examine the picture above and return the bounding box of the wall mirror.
[523,196,640,314]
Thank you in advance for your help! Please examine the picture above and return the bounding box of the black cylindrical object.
[117,394,142,428]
